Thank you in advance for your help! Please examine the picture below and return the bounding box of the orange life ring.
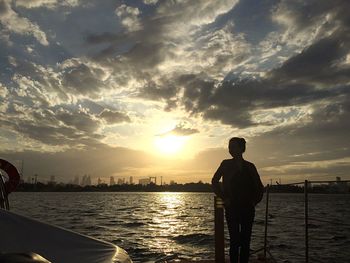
[0,159,20,194]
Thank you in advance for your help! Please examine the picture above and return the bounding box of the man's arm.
[251,164,264,205]
[211,161,225,199]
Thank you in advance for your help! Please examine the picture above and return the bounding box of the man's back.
[212,159,264,207]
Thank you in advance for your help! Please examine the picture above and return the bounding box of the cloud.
[99,109,131,124]
[86,1,242,95]
[159,123,199,137]
[268,30,350,85]
[60,62,105,96]
[143,0,158,5]
[0,99,105,149]
[156,0,237,27]
[14,0,79,8]
[7,56,111,101]
[139,79,179,103]
[171,2,350,129]
[115,4,141,32]
[55,107,100,134]
[15,0,58,8]
[0,83,8,97]
[0,0,49,45]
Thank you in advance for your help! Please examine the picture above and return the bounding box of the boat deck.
[169,257,273,262]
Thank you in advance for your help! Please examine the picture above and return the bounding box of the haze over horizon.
[1,0,350,184]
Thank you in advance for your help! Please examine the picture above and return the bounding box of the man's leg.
[225,208,240,263]
[239,208,255,263]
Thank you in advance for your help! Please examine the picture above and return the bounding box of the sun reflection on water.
[159,192,184,210]
[147,193,187,254]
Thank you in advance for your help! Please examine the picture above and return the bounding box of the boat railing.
[214,179,350,263]
[0,171,10,210]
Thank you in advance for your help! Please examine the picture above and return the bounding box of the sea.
[9,192,350,263]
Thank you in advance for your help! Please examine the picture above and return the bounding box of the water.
[8,192,350,262]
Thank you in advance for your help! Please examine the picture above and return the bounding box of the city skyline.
[1,0,350,184]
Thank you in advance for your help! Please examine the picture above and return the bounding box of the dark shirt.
[212,159,264,208]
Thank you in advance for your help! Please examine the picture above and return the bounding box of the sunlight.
[154,135,187,155]
[159,192,184,209]
[146,193,186,252]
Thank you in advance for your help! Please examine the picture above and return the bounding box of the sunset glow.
[154,135,187,155]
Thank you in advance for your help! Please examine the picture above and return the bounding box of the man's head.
[228,137,246,157]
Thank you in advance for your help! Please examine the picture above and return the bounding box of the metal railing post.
[0,172,9,210]
[214,196,225,263]
[264,184,270,259]
[304,180,309,263]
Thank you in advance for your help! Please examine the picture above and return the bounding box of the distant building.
[73,175,79,185]
[81,175,91,186]
[86,175,91,186]
[149,176,157,185]
[117,178,125,185]
[97,177,102,185]
[26,176,32,184]
[49,175,56,185]
[170,180,176,185]
[110,176,115,186]
[336,177,348,193]
[81,175,86,186]
[329,177,348,193]
[139,178,151,186]
[129,176,133,185]
[34,174,38,184]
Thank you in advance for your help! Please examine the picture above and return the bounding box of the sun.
[154,135,187,155]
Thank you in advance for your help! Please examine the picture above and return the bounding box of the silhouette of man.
[212,137,264,263]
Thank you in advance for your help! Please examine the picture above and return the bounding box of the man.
[212,137,264,263]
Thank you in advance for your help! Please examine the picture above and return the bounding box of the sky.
[1,0,350,184]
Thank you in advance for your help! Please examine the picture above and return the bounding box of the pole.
[0,172,9,210]
[0,172,5,209]
[214,196,225,263]
[304,180,309,263]
[264,184,270,259]
[21,159,24,177]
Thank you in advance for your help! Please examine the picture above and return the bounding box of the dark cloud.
[178,74,215,113]
[273,0,350,31]
[140,79,179,101]
[99,109,131,124]
[269,30,350,84]
[0,103,104,147]
[176,73,346,128]
[61,63,105,96]
[159,123,199,137]
[55,108,100,134]
[172,1,350,128]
